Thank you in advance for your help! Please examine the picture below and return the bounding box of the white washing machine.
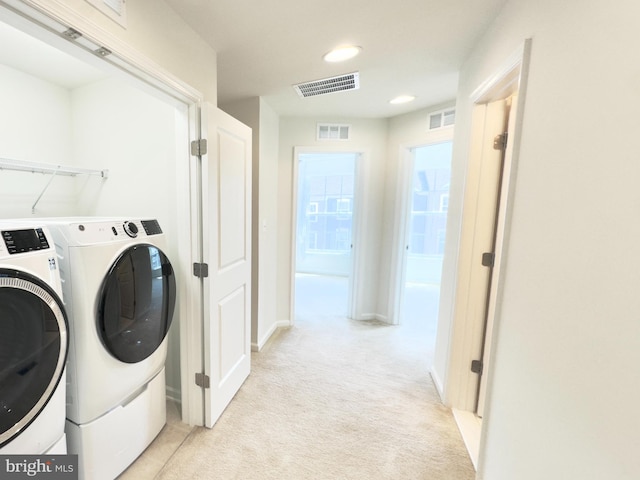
[0,222,68,455]
[44,218,177,480]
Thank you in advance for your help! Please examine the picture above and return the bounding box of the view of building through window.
[401,141,452,327]
[409,142,452,259]
[294,145,452,322]
[294,152,357,318]
[296,153,356,277]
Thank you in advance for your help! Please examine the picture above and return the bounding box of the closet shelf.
[0,157,109,213]
[0,157,109,178]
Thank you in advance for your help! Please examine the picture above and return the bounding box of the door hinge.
[195,372,210,388]
[481,252,495,267]
[193,262,209,278]
[191,139,208,156]
[493,132,508,151]
[471,360,483,375]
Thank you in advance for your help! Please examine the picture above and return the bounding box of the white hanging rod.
[0,157,109,178]
[0,157,108,213]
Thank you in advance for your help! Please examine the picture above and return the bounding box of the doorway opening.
[294,152,358,320]
[399,142,452,350]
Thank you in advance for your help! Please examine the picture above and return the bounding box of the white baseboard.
[430,367,445,401]
[355,313,389,323]
[251,320,290,352]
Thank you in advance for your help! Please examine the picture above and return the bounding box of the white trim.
[470,42,527,103]
[180,104,205,427]
[388,146,414,325]
[251,320,291,352]
[374,313,389,323]
[430,366,445,400]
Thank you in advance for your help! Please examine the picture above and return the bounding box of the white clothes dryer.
[0,223,68,455]
[43,218,176,480]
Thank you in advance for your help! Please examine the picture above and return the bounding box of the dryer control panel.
[1,228,50,255]
[60,219,164,246]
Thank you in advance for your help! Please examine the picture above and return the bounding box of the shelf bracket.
[32,167,60,213]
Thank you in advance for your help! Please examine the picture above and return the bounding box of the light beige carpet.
[154,315,475,480]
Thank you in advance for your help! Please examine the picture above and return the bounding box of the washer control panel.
[66,219,163,245]
[1,228,50,255]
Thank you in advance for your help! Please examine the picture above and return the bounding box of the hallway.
[121,279,472,479]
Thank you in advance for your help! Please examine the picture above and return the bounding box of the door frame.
[440,39,531,455]
[389,128,455,326]
[1,0,206,425]
[290,147,366,322]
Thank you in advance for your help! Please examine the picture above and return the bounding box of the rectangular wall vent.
[294,72,360,98]
[317,123,351,141]
[429,108,456,130]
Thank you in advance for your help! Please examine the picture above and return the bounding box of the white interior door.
[476,95,518,417]
[202,104,252,427]
[461,99,507,415]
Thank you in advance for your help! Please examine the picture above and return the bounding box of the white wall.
[220,97,280,349]
[257,99,281,345]
[0,64,77,217]
[72,78,180,225]
[443,0,640,478]
[277,117,388,323]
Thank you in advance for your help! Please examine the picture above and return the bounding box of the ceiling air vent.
[294,72,360,98]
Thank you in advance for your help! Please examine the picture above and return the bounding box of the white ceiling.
[165,0,507,118]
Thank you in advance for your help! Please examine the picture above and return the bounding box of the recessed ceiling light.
[389,95,416,105]
[323,45,362,63]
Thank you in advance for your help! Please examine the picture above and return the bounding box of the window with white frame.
[307,202,319,222]
[440,194,449,212]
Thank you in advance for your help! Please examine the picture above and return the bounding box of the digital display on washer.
[1,228,49,254]
[141,219,162,236]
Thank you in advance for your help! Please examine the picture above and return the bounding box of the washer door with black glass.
[98,244,176,364]
[0,269,68,448]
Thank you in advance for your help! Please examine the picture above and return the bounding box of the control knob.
[123,221,139,238]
